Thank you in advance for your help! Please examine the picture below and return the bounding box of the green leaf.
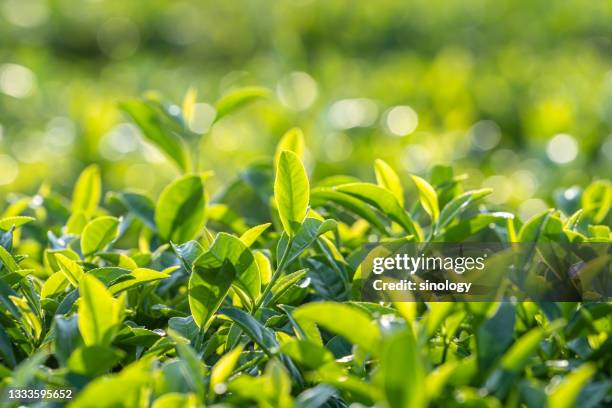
[0,323,16,367]
[293,302,380,353]
[66,211,88,235]
[0,245,20,273]
[518,209,554,242]
[437,188,492,233]
[280,339,335,370]
[78,274,125,346]
[210,345,243,392]
[189,260,236,329]
[411,175,439,223]
[275,150,310,236]
[193,233,261,307]
[120,99,191,172]
[275,127,305,169]
[54,315,81,366]
[81,216,120,257]
[239,223,271,247]
[374,159,404,207]
[41,271,69,298]
[0,216,35,231]
[72,164,101,216]
[68,345,123,377]
[108,268,170,294]
[477,303,515,370]
[441,212,512,241]
[214,86,269,122]
[107,191,156,230]
[269,269,308,306]
[69,359,152,408]
[277,218,337,264]
[152,393,197,408]
[581,180,612,223]
[155,174,206,243]
[548,363,596,408]
[311,188,387,232]
[219,307,279,354]
[382,328,426,408]
[335,183,422,239]
[500,326,545,372]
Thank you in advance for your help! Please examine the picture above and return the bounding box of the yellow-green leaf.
[374,159,404,207]
[0,216,35,231]
[274,151,310,236]
[210,345,243,392]
[155,175,206,243]
[274,127,305,169]
[78,275,124,346]
[239,223,271,247]
[548,363,596,408]
[55,253,84,287]
[214,86,269,122]
[72,165,101,216]
[411,175,439,223]
[81,216,120,257]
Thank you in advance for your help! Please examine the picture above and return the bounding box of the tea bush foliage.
[0,95,610,408]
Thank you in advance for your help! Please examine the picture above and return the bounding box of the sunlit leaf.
[275,150,310,236]
[81,216,120,257]
[155,174,206,243]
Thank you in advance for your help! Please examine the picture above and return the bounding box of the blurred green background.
[1,0,611,221]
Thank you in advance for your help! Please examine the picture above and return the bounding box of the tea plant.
[0,90,610,407]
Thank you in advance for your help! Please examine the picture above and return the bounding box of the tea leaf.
[109,268,170,294]
[437,188,492,233]
[78,274,124,346]
[156,174,206,243]
[210,345,243,392]
[293,302,380,353]
[72,165,101,216]
[382,328,426,408]
[121,100,191,172]
[215,86,269,122]
[81,216,120,256]
[194,233,261,305]
[275,127,305,168]
[581,180,611,224]
[54,254,84,287]
[275,151,310,236]
[411,175,439,223]
[374,159,404,207]
[189,260,236,329]
[0,216,35,231]
[219,307,279,354]
[335,183,422,239]
[239,223,271,247]
[548,363,596,408]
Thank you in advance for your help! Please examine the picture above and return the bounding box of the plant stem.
[253,237,293,313]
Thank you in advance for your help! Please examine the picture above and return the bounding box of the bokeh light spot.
[0,155,19,185]
[385,106,418,137]
[546,133,577,164]
[188,103,216,134]
[0,64,35,98]
[518,198,549,221]
[470,120,501,150]
[277,72,318,111]
[321,133,353,162]
[1,0,48,28]
[328,98,378,130]
[401,144,430,172]
[482,175,511,204]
